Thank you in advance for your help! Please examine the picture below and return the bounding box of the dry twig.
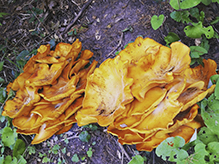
[62,0,92,34]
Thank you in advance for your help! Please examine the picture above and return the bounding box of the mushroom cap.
[2,86,40,118]
[119,37,162,62]
[39,75,79,101]
[26,61,68,87]
[76,55,133,126]
[12,113,42,130]
[31,123,63,144]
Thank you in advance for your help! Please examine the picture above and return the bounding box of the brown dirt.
[0,0,218,163]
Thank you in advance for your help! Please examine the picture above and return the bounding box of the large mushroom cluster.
[2,37,217,151]
[76,37,217,151]
[2,39,97,144]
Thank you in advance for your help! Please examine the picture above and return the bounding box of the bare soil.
[0,0,218,163]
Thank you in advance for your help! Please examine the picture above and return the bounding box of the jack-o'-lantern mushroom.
[2,39,98,144]
[106,37,216,151]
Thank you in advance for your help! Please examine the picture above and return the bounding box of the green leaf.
[0,156,4,164]
[2,127,17,147]
[200,36,210,52]
[170,11,182,22]
[42,157,50,163]
[164,32,180,46]
[0,12,8,18]
[184,22,214,39]
[67,31,73,36]
[215,79,219,99]
[4,155,17,164]
[198,127,219,145]
[0,61,4,71]
[151,14,165,30]
[17,155,27,164]
[51,144,60,154]
[0,88,7,103]
[189,7,200,19]
[201,0,212,5]
[210,74,219,84]
[155,136,188,162]
[124,41,134,49]
[16,50,31,69]
[27,146,36,155]
[49,39,56,48]
[201,94,219,136]
[189,7,205,22]
[0,77,4,83]
[207,142,219,162]
[87,147,93,158]
[0,115,6,123]
[7,89,15,100]
[61,147,66,154]
[71,154,79,162]
[115,51,120,55]
[170,0,201,10]
[211,16,219,25]
[128,155,145,164]
[190,46,207,58]
[212,0,219,3]
[13,139,26,158]
[170,10,191,23]
[180,142,208,164]
[79,131,91,142]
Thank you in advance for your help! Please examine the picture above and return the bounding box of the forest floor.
[0,0,219,163]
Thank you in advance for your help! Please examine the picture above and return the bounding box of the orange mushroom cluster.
[76,37,217,151]
[2,39,97,144]
[2,37,217,151]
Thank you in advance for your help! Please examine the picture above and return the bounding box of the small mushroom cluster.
[2,39,97,144]
[76,37,217,151]
[2,37,217,151]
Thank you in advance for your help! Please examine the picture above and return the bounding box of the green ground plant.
[155,73,219,164]
[0,12,8,26]
[151,0,219,65]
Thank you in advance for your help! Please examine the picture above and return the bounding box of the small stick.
[62,0,92,34]
[118,142,131,161]
[107,32,124,57]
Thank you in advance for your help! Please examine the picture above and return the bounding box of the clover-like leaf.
[4,155,17,164]
[79,131,91,142]
[71,154,79,162]
[170,0,201,10]
[200,94,219,136]
[151,14,164,30]
[207,142,219,162]
[190,46,207,58]
[13,139,26,158]
[180,142,208,164]
[87,147,93,158]
[170,10,191,23]
[17,155,27,164]
[198,127,219,145]
[2,127,17,147]
[184,22,214,39]
[156,136,188,162]
[164,32,180,46]
[128,155,145,164]
[210,74,219,84]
